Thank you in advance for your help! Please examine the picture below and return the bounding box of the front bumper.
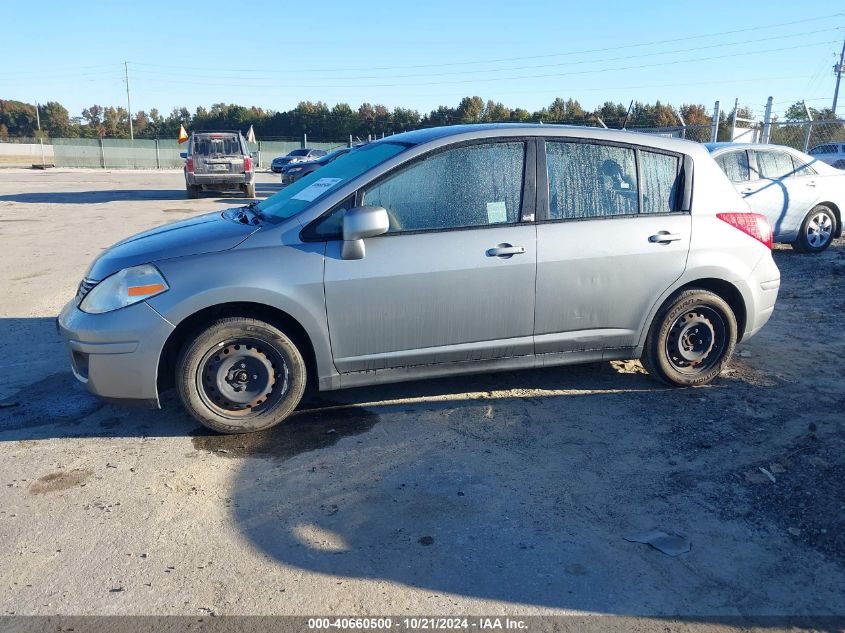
[57,297,175,408]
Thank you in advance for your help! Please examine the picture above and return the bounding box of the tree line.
[0,96,838,142]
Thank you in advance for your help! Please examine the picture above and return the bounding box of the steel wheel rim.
[196,337,289,418]
[665,306,726,375]
[806,211,833,248]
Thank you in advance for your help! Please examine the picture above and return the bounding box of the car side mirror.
[341,205,389,260]
[250,151,258,159]
[180,152,187,159]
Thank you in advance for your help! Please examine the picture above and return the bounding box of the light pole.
[833,39,845,115]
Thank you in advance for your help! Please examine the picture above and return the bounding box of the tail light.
[243,156,252,172]
[717,213,773,249]
[186,157,193,172]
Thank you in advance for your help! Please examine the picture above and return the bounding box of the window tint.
[640,151,680,213]
[193,135,241,156]
[546,142,638,219]
[363,142,525,233]
[755,151,794,179]
[715,151,750,183]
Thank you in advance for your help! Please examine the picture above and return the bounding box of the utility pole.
[833,38,845,115]
[124,61,134,141]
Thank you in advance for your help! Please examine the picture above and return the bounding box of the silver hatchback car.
[59,125,780,433]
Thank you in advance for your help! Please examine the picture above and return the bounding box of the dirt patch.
[191,400,379,460]
[29,468,92,494]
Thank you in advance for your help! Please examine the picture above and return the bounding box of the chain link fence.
[0,137,348,169]
[1,113,843,169]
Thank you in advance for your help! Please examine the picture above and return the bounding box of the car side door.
[534,139,691,355]
[320,139,538,374]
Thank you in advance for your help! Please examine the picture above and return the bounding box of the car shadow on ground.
[0,190,189,204]
[2,317,843,614]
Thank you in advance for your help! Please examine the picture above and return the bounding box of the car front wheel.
[176,317,306,433]
[641,289,737,387]
[792,205,836,253]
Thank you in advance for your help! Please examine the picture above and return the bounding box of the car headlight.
[288,167,303,173]
[79,264,169,314]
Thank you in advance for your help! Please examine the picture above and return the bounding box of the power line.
[125,27,844,83]
[129,11,845,75]
[126,40,841,90]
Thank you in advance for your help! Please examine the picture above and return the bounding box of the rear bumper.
[742,254,780,340]
[186,172,253,187]
[57,298,174,407]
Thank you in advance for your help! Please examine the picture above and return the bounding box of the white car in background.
[808,142,845,169]
[707,143,844,253]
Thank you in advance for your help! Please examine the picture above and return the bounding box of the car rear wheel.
[176,317,306,434]
[641,289,737,387]
[186,184,199,199]
[792,205,836,253]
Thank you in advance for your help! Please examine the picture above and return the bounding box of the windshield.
[257,142,410,222]
[289,149,310,157]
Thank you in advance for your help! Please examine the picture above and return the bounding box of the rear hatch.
[193,133,244,175]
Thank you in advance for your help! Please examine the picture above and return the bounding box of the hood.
[85,210,259,281]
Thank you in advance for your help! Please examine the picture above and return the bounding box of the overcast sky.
[2,0,843,119]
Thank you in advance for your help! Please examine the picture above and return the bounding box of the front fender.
[146,242,337,385]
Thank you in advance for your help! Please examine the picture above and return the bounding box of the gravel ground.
[0,168,843,622]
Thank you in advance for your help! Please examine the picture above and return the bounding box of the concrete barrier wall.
[0,142,55,166]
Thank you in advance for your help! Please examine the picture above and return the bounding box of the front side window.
[362,142,525,233]
[546,142,638,219]
[755,151,795,179]
[715,151,750,183]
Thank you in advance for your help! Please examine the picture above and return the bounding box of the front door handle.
[486,243,526,258]
[806,181,817,187]
[649,232,683,244]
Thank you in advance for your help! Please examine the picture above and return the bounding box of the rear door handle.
[486,244,526,258]
[649,232,683,244]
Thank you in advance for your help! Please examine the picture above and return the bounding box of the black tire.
[245,182,256,198]
[176,317,307,434]
[186,184,199,199]
[791,204,836,253]
[641,289,737,387]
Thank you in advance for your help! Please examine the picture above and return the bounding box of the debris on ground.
[623,530,691,556]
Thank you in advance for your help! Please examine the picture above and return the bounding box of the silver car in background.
[59,124,780,434]
[707,143,844,252]
[182,131,255,199]
[808,142,845,169]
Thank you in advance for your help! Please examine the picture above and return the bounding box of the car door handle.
[806,181,817,187]
[486,244,526,258]
[649,232,683,244]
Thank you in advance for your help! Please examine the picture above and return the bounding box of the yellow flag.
[177,124,189,144]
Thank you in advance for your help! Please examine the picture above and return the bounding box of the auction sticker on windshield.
[292,178,344,202]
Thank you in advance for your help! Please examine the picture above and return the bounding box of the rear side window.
[754,151,794,179]
[791,155,816,176]
[715,151,750,183]
[363,142,525,233]
[546,142,638,219]
[640,151,680,214]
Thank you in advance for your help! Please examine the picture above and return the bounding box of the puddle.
[29,468,92,494]
[0,373,103,432]
[161,208,196,213]
[191,400,379,460]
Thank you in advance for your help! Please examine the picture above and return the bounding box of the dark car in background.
[281,147,352,184]
[181,131,255,198]
[270,148,327,173]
